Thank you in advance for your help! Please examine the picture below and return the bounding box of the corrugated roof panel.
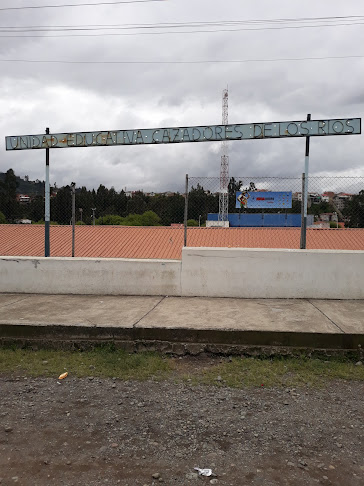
[0,225,363,259]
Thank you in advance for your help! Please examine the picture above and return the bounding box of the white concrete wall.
[181,247,364,299]
[1,248,364,299]
[0,257,181,296]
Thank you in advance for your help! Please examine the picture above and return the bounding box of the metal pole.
[45,127,50,257]
[184,174,189,247]
[300,113,311,249]
[91,208,96,226]
[300,173,306,248]
[71,183,76,257]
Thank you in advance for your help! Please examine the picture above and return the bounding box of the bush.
[95,215,124,225]
[329,221,339,228]
[95,211,161,226]
[187,219,199,227]
[33,220,58,225]
[122,214,142,226]
[0,211,7,224]
[140,211,161,226]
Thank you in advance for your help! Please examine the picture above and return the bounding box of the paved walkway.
[1,294,364,352]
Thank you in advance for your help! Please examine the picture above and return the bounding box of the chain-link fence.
[185,175,364,250]
[0,169,363,258]
[0,169,186,258]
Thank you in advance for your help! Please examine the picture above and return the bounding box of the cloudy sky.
[0,0,363,192]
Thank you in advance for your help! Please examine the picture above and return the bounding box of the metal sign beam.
[5,118,361,150]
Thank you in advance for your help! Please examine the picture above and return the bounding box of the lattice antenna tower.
[218,88,229,222]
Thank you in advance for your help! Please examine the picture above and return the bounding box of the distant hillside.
[0,172,44,195]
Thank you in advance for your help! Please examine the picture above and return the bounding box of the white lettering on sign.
[5,118,361,150]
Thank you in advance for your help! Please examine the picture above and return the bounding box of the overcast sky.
[0,0,363,192]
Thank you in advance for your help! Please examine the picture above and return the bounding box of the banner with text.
[236,191,292,209]
[5,118,361,150]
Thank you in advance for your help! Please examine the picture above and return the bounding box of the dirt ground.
[0,374,363,486]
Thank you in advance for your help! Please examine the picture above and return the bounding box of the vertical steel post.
[300,173,306,248]
[45,127,50,257]
[300,114,311,249]
[71,183,76,257]
[184,174,189,247]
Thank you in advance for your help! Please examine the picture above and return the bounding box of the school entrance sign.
[4,115,362,257]
[5,118,361,150]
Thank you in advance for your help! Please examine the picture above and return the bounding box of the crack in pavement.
[132,296,166,328]
[308,299,345,334]
[0,295,32,309]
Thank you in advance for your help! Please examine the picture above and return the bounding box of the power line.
[1,21,364,37]
[0,55,363,65]
[1,14,364,30]
[0,0,165,12]
[2,14,364,27]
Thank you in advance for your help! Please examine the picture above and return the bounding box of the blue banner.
[236,191,292,209]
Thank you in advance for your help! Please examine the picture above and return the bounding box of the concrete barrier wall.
[0,257,182,296]
[1,248,364,299]
[181,248,364,299]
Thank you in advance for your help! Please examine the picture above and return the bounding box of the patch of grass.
[0,349,363,387]
[0,347,171,381]
[179,356,364,388]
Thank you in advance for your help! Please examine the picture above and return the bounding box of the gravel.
[0,376,363,485]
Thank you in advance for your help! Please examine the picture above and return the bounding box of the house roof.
[0,225,363,260]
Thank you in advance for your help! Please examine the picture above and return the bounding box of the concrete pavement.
[0,294,363,354]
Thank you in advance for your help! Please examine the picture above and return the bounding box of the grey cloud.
[0,0,363,192]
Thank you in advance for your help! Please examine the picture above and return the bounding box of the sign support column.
[300,114,311,249]
[45,127,50,257]
[184,174,189,247]
[71,183,76,257]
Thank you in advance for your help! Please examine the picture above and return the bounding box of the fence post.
[300,173,306,248]
[300,113,311,249]
[184,174,189,247]
[44,127,50,257]
[71,183,76,257]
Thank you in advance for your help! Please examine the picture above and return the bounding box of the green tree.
[115,190,128,216]
[308,201,335,217]
[343,190,364,227]
[51,185,72,224]
[95,184,114,215]
[0,210,7,224]
[188,184,218,222]
[228,177,243,213]
[126,192,147,215]
[76,186,95,224]
[148,194,185,225]
[28,195,44,222]
[0,168,20,221]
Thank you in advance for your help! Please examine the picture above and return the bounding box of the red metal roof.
[0,225,363,260]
